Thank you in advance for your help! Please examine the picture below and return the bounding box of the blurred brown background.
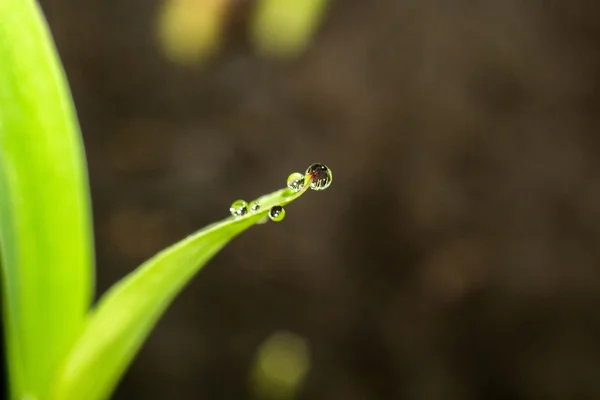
[38,0,600,398]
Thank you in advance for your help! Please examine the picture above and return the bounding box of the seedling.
[0,1,332,400]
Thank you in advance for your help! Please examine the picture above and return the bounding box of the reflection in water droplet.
[229,200,248,217]
[269,206,285,222]
[249,201,261,212]
[286,172,305,193]
[305,163,332,191]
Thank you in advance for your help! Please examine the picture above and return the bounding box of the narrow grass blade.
[0,1,95,399]
[50,180,320,400]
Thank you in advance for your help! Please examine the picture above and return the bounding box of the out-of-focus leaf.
[250,0,331,58]
[249,331,311,400]
[157,0,231,64]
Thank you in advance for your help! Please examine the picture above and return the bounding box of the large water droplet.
[230,200,248,217]
[287,172,305,192]
[249,201,261,212]
[305,163,332,191]
[269,205,285,222]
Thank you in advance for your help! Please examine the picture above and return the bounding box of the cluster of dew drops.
[229,163,332,223]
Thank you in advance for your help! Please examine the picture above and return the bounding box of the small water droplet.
[287,172,305,193]
[305,163,332,191]
[229,200,248,217]
[249,201,261,212]
[269,206,285,222]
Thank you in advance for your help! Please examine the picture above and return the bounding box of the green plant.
[0,1,332,399]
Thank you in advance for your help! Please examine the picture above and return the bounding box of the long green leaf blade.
[0,1,95,399]
[50,180,323,400]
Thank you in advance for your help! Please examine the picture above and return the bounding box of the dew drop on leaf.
[305,163,332,191]
[230,199,249,217]
[269,205,285,222]
[286,172,305,192]
[249,201,261,212]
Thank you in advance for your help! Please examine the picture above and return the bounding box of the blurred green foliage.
[156,0,332,64]
[251,0,331,58]
[157,0,231,64]
[249,331,311,400]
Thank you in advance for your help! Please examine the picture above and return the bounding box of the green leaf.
[0,1,95,399]
[49,179,324,400]
[250,0,331,58]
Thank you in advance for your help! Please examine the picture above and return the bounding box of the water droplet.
[229,200,248,217]
[286,172,305,192]
[305,163,332,191]
[249,201,261,212]
[269,205,285,222]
